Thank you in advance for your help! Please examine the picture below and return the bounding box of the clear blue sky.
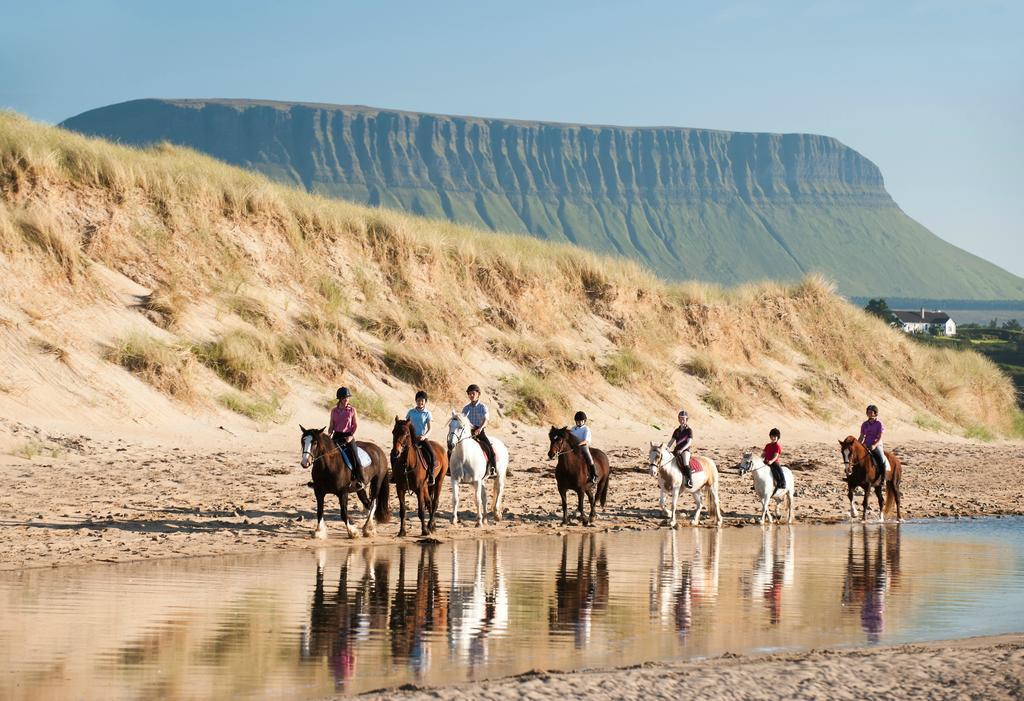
[3,0,1022,277]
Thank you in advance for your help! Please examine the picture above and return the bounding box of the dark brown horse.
[299,426,390,538]
[547,427,610,526]
[839,436,903,522]
[391,418,449,537]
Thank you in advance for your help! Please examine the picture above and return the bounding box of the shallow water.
[1,518,1022,699]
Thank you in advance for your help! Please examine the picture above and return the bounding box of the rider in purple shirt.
[858,404,888,485]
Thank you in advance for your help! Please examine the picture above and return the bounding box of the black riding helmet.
[466,384,481,394]
[415,390,428,401]
[574,411,587,423]
[866,404,879,414]
[336,387,352,400]
[769,427,781,439]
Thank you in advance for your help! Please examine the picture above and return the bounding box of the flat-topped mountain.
[61,98,1024,300]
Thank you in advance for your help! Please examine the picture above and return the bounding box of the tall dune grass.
[2,110,1021,435]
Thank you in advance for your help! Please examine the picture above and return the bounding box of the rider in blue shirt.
[405,390,436,484]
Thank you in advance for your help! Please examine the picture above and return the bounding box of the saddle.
[687,457,704,474]
[473,435,496,471]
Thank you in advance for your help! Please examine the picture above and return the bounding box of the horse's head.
[738,450,754,476]
[646,442,667,476]
[447,411,470,452]
[299,424,327,468]
[839,436,858,476]
[391,417,414,458]
[547,426,570,460]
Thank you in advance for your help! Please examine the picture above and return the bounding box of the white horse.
[447,412,509,527]
[738,452,795,524]
[646,443,722,528]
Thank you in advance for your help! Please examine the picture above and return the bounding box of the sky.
[2,0,1022,276]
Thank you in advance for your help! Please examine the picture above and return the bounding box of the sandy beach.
[2,416,1022,572]
[356,634,1024,701]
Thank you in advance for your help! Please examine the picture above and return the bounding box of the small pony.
[738,452,795,524]
[647,443,722,527]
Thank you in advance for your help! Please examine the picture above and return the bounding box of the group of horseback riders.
[330,383,499,488]
[331,382,890,495]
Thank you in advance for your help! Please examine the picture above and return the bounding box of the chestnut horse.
[391,418,449,537]
[547,427,610,526]
[839,436,903,522]
[299,426,390,538]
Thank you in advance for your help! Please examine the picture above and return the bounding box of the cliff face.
[61,99,1024,300]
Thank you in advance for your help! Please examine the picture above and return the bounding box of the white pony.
[647,443,722,527]
[447,412,509,526]
[738,452,795,524]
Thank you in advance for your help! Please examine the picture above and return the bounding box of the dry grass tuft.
[501,372,568,424]
[106,333,195,399]
[192,329,278,390]
[223,292,275,327]
[383,344,453,395]
[220,392,284,425]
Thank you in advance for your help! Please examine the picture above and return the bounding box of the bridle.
[738,456,771,476]
[301,433,340,468]
[646,448,675,474]
[447,418,474,452]
[548,433,573,459]
[840,444,854,477]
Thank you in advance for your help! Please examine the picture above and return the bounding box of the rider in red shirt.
[762,428,785,495]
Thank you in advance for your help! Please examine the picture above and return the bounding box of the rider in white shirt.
[570,411,597,485]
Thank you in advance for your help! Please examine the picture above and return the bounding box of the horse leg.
[417,489,429,536]
[576,489,588,526]
[760,489,770,525]
[659,484,668,518]
[848,485,858,520]
[861,488,870,524]
[362,478,377,537]
[586,483,597,526]
[340,493,359,539]
[559,485,569,526]
[451,474,461,526]
[427,484,439,535]
[712,483,723,527]
[476,480,486,528]
[492,475,504,522]
[691,488,704,526]
[397,487,408,537]
[787,489,795,524]
[314,491,327,539]
[669,486,679,528]
[875,484,885,523]
[893,482,903,523]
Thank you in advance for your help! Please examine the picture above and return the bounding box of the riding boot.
[587,462,597,485]
[683,466,693,489]
[347,446,365,489]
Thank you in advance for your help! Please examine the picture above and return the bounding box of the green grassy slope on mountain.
[60,99,1024,301]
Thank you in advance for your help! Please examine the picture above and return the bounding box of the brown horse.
[391,418,449,537]
[299,426,391,538]
[547,427,611,526]
[839,436,903,522]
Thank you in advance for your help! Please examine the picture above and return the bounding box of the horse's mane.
[554,426,581,448]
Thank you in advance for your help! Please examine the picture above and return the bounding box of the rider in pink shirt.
[330,387,364,487]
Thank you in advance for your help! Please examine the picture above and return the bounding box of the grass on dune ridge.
[1,110,1021,437]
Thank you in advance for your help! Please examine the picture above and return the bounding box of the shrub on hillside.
[192,329,278,390]
[106,333,195,399]
[500,372,568,424]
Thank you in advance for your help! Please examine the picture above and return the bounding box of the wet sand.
[356,634,1024,701]
[2,420,1022,571]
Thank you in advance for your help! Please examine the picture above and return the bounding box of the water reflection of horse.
[549,534,609,648]
[842,525,902,644]
[390,544,448,677]
[649,529,720,638]
[447,539,509,670]
[743,526,794,625]
[300,549,390,691]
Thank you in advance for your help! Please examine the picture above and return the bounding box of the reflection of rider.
[462,384,496,477]
[330,387,364,488]
[448,540,509,669]
[666,410,693,488]
[390,545,446,677]
[302,551,358,691]
[842,525,900,644]
[858,405,889,489]
[406,390,436,485]
[570,411,597,485]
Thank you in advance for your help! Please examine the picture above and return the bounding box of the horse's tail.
[375,468,391,523]
[883,471,898,518]
[598,465,609,507]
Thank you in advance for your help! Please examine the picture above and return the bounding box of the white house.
[893,309,956,336]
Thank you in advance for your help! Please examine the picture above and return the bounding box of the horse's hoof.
[313,529,327,540]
